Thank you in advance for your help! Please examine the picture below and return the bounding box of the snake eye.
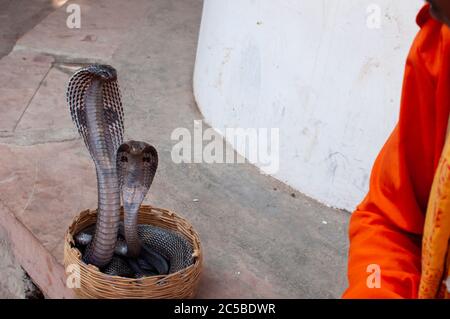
[121,156,128,162]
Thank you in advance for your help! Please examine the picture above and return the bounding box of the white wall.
[193,0,424,211]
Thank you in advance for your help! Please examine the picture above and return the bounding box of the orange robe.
[343,5,450,298]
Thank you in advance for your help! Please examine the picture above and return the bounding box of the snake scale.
[67,64,193,277]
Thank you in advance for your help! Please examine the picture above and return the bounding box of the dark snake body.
[67,65,193,277]
[77,224,193,276]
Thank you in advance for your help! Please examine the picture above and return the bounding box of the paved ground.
[0,0,55,299]
[0,225,28,298]
[0,0,350,298]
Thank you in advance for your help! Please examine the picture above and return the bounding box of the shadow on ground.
[0,0,55,59]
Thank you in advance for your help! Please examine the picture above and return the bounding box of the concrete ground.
[0,0,56,299]
[0,0,350,298]
[0,225,29,298]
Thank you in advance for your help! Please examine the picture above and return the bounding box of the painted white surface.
[193,0,424,210]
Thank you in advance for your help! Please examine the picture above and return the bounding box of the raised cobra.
[116,141,158,258]
[67,64,124,268]
[68,65,193,277]
[115,140,169,275]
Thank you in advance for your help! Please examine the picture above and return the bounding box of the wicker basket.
[64,205,202,299]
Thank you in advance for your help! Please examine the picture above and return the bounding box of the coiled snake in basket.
[67,64,193,277]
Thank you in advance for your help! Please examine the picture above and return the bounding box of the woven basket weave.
[64,205,202,299]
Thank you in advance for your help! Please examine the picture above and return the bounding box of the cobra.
[67,65,193,277]
[67,64,124,267]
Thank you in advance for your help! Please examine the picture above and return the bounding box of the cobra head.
[116,141,158,206]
